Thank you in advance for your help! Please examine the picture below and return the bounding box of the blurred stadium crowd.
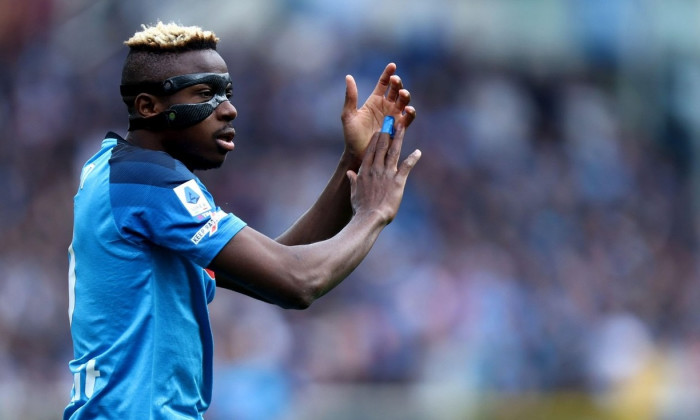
[2,1,700,419]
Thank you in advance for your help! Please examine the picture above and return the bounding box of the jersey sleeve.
[109,149,246,267]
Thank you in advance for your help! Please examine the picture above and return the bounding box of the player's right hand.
[345,121,421,225]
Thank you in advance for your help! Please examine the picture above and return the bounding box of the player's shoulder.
[107,132,195,189]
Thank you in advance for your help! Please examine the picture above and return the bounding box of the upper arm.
[209,226,320,309]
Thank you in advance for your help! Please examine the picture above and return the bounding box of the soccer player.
[65,22,421,419]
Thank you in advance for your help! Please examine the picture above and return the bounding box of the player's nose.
[217,100,237,122]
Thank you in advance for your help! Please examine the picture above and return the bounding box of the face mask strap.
[120,73,230,97]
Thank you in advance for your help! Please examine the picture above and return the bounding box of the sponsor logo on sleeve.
[173,180,212,217]
[191,210,228,244]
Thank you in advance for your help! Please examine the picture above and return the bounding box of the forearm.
[275,149,360,245]
[287,210,385,300]
[214,270,273,304]
[212,211,386,310]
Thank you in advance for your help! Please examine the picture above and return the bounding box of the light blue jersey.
[65,133,246,419]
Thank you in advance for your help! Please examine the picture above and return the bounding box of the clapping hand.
[341,63,417,160]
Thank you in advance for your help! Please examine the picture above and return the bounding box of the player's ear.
[133,93,162,118]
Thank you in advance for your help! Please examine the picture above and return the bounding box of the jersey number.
[72,359,101,401]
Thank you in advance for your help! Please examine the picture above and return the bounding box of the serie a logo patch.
[173,179,212,217]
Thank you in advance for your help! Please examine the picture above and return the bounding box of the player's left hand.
[341,63,416,160]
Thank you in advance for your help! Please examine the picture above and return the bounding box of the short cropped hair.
[124,21,219,53]
[120,22,220,109]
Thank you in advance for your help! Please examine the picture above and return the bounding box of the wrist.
[340,148,362,171]
[351,208,391,228]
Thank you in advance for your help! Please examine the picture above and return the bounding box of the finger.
[385,123,405,170]
[341,75,358,121]
[395,88,411,110]
[373,131,392,171]
[370,63,397,97]
[397,149,422,179]
[386,75,402,102]
[362,131,380,168]
[399,106,416,129]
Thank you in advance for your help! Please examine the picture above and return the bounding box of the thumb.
[346,170,357,188]
[345,170,357,195]
[397,149,422,178]
[342,75,358,121]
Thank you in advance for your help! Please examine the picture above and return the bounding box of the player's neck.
[125,131,166,152]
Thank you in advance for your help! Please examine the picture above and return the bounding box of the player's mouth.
[215,128,236,152]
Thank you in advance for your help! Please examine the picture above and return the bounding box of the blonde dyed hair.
[124,21,219,52]
[120,22,221,110]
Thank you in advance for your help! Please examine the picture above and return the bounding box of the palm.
[343,98,392,155]
[341,63,415,159]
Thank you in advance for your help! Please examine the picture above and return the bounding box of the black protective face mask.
[120,72,231,131]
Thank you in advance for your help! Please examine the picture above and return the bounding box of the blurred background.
[2,0,700,418]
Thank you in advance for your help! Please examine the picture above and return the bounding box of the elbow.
[278,287,315,310]
[282,296,313,310]
[279,269,328,310]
